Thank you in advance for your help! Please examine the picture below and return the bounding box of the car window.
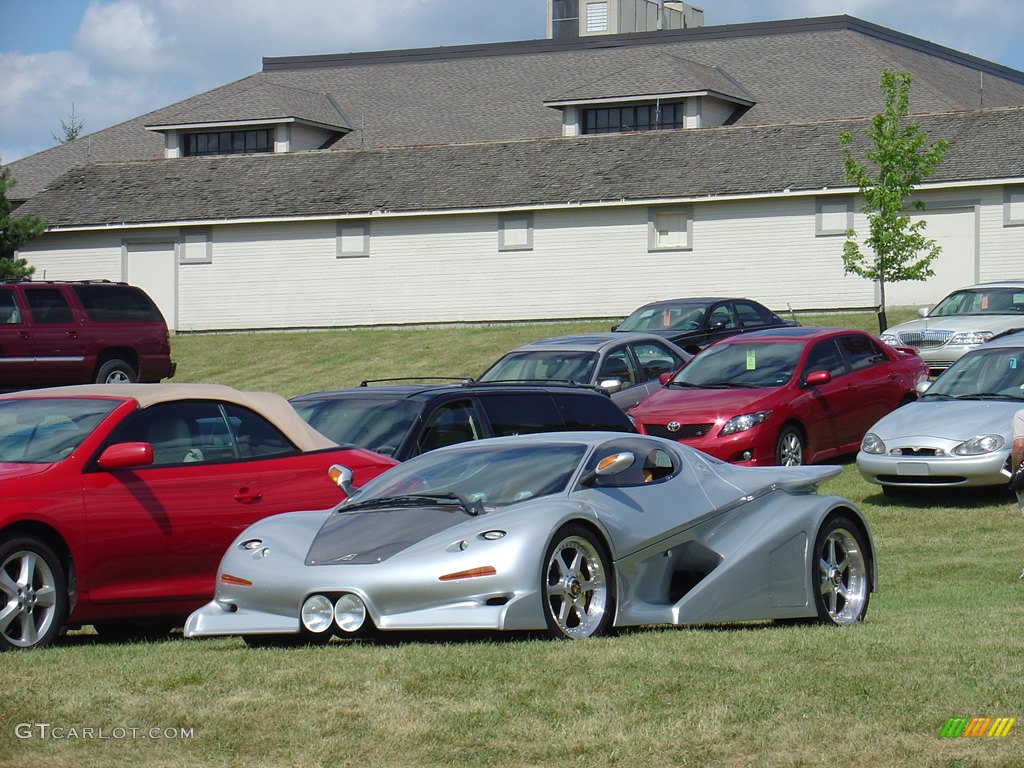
[23,288,74,324]
[804,339,847,379]
[552,393,634,432]
[617,305,705,332]
[839,334,887,372]
[417,399,482,453]
[479,394,562,437]
[221,403,295,458]
[630,341,684,380]
[708,303,738,329]
[584,437,678,487]
[925,348,1024,399]
[0,289,22,324]
[675,341,801,388]
[597,348,638,386]
[735,301,773,328]
[293,397,420,457]
[106,400,295,466]
[931,288,1024,316]
[479,351,597,384]
[71,284,164,322]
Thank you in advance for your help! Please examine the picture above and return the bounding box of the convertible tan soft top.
[4,383,337,452]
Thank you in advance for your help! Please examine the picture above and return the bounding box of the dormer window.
[184,129,274,157]
[582,102,685,134]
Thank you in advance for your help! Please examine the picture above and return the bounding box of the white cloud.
[74,0,171,75]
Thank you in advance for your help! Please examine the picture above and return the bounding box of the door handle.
[66,330,78,339]
[18,331,29,339]
[234,488,262,504]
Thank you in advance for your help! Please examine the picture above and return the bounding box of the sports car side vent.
[663,541,723,603]
[485,595,511,606]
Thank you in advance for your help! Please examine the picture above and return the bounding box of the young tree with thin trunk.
[839,70,949,332]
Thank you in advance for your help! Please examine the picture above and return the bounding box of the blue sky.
[2,0,1023,163]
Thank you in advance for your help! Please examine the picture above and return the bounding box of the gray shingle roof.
[145,81,351,131]
[544,54,754,104]
[19,107,1024,228]
[7,15,1024,204]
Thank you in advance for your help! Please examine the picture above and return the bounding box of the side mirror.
[610,324,619,332]
[599,377,623,394]
[804,370,832,387]
[97,442,154,470]
[916,380,931,394]
[658,372,673,386]
[917,306,929,318]
[709,320,728,331]
[579,451,636,486]
[328,464,357,496]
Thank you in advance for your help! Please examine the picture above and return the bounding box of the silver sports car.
[185,433,876,643]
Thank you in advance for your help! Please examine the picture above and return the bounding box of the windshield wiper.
[951,392,1021,401]
[666,380,700,387]
[341,492,483,516]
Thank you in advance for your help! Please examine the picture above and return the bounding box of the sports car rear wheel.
[542,525,614,639]
[0,537,68,651]
[813,516,870,625]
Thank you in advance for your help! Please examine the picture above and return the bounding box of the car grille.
[891,447,940,457]
[644,423,714,439]
[894,329,954,349]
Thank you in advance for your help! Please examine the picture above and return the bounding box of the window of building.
[585,1,608,32]
[179,228,212,264]
[816,197,854,236]
[582,102,684,135]
[336,221,370,258]
[648,206,692,251]
[1004,187,1024,226]
[183,129,273,157]
[551,0,579,40]
[498,212,534,251]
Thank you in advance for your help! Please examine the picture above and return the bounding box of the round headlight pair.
[300,593,367,634]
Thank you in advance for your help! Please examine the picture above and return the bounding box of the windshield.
[292,397,420,457]
[671,342,801,388]
[618,304,706,332]
[929,288,1024,317]
[479,351,597,384]
[922,348,1024,401]
[345,441,589,508]
[0,397,119,463]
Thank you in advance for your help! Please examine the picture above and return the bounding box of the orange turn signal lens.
[438,566,497,582]
[220,573,253,587]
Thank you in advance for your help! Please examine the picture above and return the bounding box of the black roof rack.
[357,377,474,387]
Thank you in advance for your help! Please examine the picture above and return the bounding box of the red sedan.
[0,384,396,650]
[628,327,928,466]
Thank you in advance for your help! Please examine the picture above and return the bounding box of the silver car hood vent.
[306,506,465,565]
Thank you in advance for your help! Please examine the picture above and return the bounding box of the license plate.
[897,462,930,476]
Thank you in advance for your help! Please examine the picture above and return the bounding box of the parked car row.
[3,285,1017,650]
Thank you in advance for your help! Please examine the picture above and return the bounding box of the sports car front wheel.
[0,537,68,651]
[542,525,614,639]
[813,516,870,625]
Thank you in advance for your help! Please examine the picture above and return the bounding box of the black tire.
[813,515,871,625]
[775,425,805,466]
[0,536,69,651]
[542,524,615,639]
[93,619,175,642]
[95,358,137,384]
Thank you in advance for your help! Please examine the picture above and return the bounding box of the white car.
[857,330,1024,493]
[880,281,1024,371]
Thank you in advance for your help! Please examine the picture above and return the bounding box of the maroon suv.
[0,280,175,388]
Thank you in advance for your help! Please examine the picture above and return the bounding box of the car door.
[0,287,35,387]
[835,333,903,446]
[595,345,643,408]
[797,338,855,453]
[618,340,685,409]
[20,286,90,385]
[704,302,740,347]
[411,398,485,456]
[79,400,265,607]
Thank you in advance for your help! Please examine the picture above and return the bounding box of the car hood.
[0,463,53,482]
[868,400,1022,441]
[888,315,1021,334]
[630,386,779,421]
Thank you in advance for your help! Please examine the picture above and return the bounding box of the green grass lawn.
[4,308,1022,768]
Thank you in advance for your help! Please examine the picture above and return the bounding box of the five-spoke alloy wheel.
[0,537,68,651]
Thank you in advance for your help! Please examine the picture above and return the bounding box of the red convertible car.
[629,327,928,466]
[0,384,396,650]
